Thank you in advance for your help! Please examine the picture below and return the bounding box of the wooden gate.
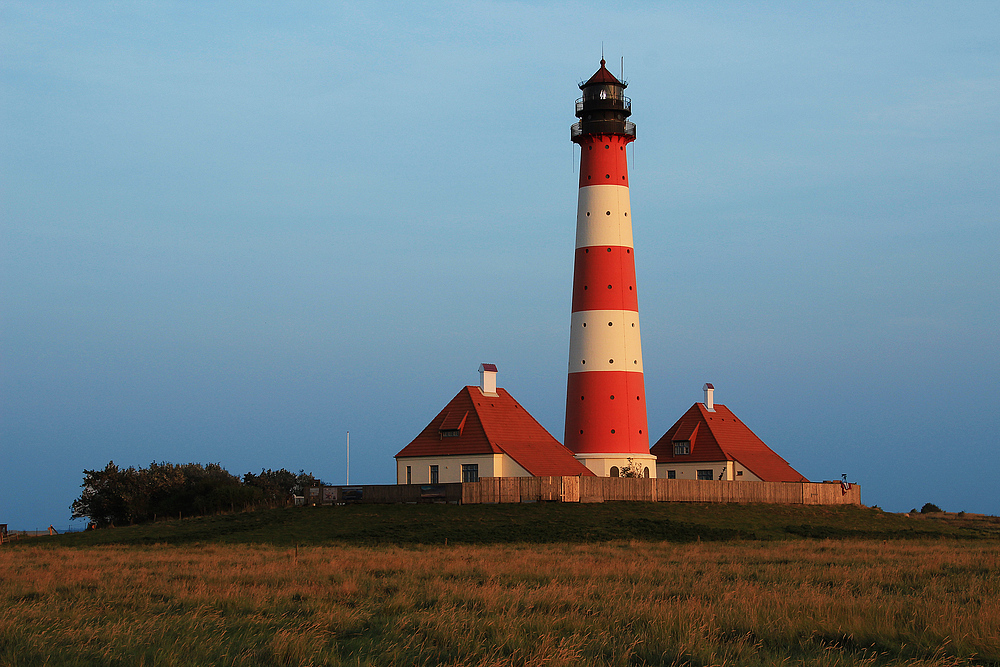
[561,476,580,503]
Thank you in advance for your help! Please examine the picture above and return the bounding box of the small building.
[395,364,595,484]
[650,384,807,482]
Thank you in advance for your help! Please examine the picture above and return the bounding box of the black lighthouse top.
[572,58,635,142]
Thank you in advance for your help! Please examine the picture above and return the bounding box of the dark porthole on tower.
[607,284,612,289]
[610,395,614,400]
[611,429,616,434]
[606,211,611,216]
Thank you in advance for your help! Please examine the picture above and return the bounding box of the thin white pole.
[346,431,350,486]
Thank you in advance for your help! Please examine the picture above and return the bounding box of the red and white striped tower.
[564,59,655,478]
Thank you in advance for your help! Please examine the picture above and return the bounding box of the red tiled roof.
[396,386,594,477]
[650,403,807,482]
[480,363,498,372]
[583,58,624,87]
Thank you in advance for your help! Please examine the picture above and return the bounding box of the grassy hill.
[39,501,1000,547]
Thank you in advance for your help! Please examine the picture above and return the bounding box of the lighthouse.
[564,59,656,478]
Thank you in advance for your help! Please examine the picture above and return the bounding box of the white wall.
[655,460,762,482]
[395,453,530,484]
[576,453,657,478]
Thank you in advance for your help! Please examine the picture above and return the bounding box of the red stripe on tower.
[565,59,654,478]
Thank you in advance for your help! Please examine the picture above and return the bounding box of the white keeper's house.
[649,384,807,482]
[395,364,594,485]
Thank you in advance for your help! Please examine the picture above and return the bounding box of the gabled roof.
[582,58,625,87]
[396,386,594,477]
[650,403,807,482]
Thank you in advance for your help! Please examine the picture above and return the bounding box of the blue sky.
[3,2,998,529]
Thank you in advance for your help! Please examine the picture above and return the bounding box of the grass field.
[32,502,1000,547]
[3,504,999,666]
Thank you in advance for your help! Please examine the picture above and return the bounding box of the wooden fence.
[310,478,860,506]
[465,477,860,505]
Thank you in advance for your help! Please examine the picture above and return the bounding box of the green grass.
[38,502,1000,548]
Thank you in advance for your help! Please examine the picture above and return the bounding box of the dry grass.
[2,540,998,666]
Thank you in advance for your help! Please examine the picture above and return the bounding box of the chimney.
[479,363,498,396]
[703,383,715,411]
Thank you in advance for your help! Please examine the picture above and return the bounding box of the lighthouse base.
[574,452,658,478]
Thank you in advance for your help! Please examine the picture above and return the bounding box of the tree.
[921,503,943,514]
[620,458,646,478]
[293,471,326,493]
[243,468,298,505]
[71,461,132,528]
[72,461,266,526]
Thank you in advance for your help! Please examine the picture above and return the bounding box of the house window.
[643,467,650,478]
[406,466,411,485]
[736,470,743,477]
[462,464,479,483]
[609,466,620,477]
[697,469,713,480]
[667,470,676,479]
[673,441,690,455]
[429,465,439,484]
[440,429,460,438]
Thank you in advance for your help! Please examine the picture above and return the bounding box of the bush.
[71,462,315,527]
[920,503,942,514]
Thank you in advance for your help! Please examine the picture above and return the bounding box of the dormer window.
[438,410,468,439]
[673,440,691,455]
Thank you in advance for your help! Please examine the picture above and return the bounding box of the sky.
[3,1,998,529]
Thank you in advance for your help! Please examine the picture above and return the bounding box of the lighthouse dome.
[581,58,626,88]
[573,59,633,140]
